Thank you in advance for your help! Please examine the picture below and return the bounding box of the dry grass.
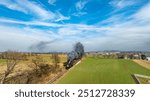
[133,60,150,70]
[0,54,67,83]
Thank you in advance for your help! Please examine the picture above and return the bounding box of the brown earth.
[0,54,67,84]
[133,60,150,70]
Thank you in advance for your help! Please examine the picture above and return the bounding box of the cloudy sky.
[0,0,150,52]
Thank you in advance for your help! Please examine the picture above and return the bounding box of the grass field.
[57,57,150,84]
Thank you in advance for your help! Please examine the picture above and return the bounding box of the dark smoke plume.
[65,42,84,68]
[73,42,84,58]
[29,39,57,52]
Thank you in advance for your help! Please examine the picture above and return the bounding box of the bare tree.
[28,55,52,77]
[28,55,44,71]
[0,51,19,84]
[51,53,60,69]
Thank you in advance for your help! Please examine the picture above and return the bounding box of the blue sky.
[0,0,150,52]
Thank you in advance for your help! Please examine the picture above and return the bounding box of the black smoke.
[29,39,57,52]
[73,42,84,58]
[66,42,84,68]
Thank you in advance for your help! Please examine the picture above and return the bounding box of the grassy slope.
[57,57,150,84]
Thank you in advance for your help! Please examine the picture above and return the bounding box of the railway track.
[47,70,67,84]
[47,60,81,84]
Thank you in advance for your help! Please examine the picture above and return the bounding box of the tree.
[52,53,60,69]
[0,51,19,84]
[28,55,51,77]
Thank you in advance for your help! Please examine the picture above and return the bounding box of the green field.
[57,57,150,84]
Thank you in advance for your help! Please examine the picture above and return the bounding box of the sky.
[0,0,150,52]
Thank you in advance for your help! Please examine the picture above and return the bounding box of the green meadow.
[57,57,150,84]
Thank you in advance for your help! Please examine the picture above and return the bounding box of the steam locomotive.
[64,42,84,69]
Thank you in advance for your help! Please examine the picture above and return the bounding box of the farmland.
[1,52,150,84]
[57,57,150,84]
[0,53,67,84]
[133,60,150,70]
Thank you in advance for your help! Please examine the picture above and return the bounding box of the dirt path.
[133,60,150,70]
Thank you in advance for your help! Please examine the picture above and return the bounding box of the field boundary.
[133,60,150,70]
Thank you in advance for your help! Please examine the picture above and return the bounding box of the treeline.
[0,51,30,60]
[88,53,146,60]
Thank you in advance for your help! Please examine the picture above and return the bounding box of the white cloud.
[74,0,89,16]
[1,16,150,52]
[54,11,70,22]
[58,27,82,36]
[98,14,125,25]
[48,0,56,5]
[110,0,137,9]
[0,17,67,27]
[73,12,87,16]
[0,0,27,13]
[0,23,78,52]
[0,0,69,21]
[15,0,55,20]
[0,0,55,20]
[0,24,56,51]
[76,0,88,10]
[0,17,98,30]
[82,23,150,51]
[134,2,150,20]
[91,9,150,51]
[1,0,150,52]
